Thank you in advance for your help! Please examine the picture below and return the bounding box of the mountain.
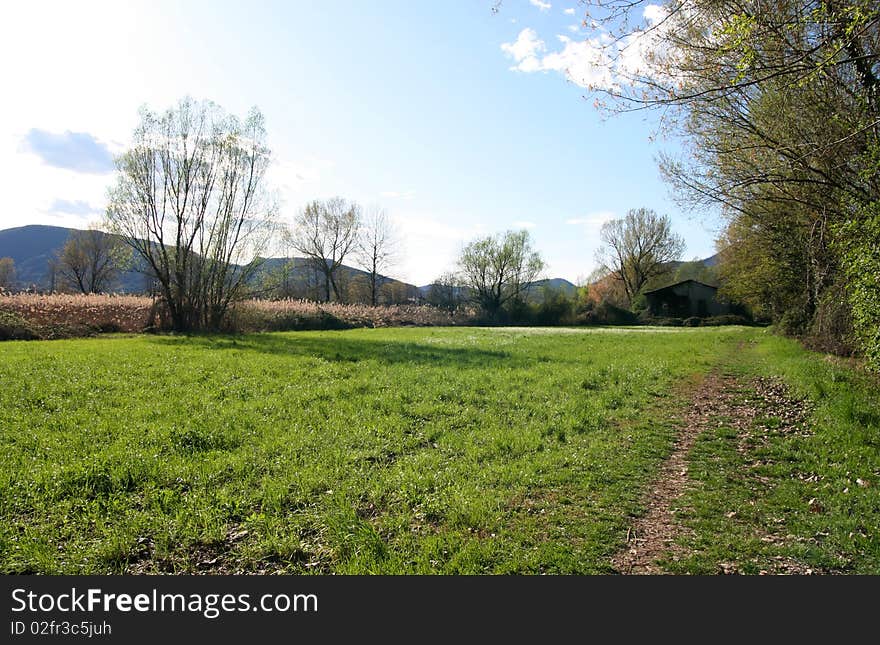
[527,278,578,302]
[416,276,578,305]
[0,225,148,292]
[701,253,720,267]
[0,225,420,298]
[1,224,707,301]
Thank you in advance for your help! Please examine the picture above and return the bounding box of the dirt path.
[611,368,813,574]
[611,371,745,574]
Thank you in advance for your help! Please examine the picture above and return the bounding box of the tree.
[597,208,684,305]
[105,97,277,331]
[289,197,361,302]
[57,227,129,293]
[457,229,545,318]
[427,271,466,310]
[0,257,15,291]
[673,258,717,285]
[583,266,628,308]
[573,0,879,359]
[355,208,400,306]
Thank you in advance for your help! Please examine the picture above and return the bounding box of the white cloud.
[48,199,103,216]
[512,220,536,229]
[500,3,673,90]
[529,0,552,11]
[540,35,616,89]
[563,7,576,15]
[643,4,667,25]
[380,190,416,200]
[500,28,546,72]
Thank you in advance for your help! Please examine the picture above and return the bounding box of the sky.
[0,0,722,286]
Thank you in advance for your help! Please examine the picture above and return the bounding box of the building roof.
[643,279,719,296]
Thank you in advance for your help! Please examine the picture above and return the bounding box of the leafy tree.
[673,259,717,285]
[289,197,360,302]
[57,227,129,293]
[836,199,880,367]
[457,230,544,318]
[427,271,466,310]
[106,97,277,331]
[574,0,880,359]
[596,208,684,305]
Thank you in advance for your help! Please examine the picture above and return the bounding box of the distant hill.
[417,276,578,305]
[1,224,708,301]
[0,225,148,292]
[0,225,419,297]
[527,278,578,302]
[701,253,720,267]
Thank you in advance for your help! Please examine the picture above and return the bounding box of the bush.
[702,314,752,326]
[229,299,479,332]
[0,311,40,340]
[682,317,702,327]
[835,202,880,369]
[575,301,638,325]
[533,291,576,326]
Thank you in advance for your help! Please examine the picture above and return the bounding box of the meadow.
[1,326,877,574]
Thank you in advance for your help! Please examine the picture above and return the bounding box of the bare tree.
[57,227,129,293]
[45,257,60,293]
[289,197,360,302]
[355,208,400,306]
[457,229,545,318]
[0,257,15,291]
[105,97,277,331]
[596,208,685,305]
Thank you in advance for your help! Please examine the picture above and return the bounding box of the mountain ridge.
[0,224,714,301]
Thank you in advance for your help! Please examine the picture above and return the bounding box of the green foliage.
[836,201,880,370]
[597,208,684,304]
[673,260,717,285]
[630,293,648,312]
[0,311,39,340]
[457,230,545,319]
[575,301,638,326]
[702,314,751,327]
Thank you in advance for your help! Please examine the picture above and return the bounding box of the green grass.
[668,333,880,574]
[1,326,877,574]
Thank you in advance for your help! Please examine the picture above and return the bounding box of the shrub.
[702,314,752,326]
[575,301,638,325]
[0,310,40,340]
[682,317,702,327]
[635,310,686,326]
[230,299,479,332]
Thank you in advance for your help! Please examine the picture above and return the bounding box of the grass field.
[1,326,878,574]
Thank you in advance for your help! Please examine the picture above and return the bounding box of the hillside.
[0,225,421,298]
[0,225,584,302]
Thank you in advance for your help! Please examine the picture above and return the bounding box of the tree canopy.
[106,97,277,331]
[457,229,545,318]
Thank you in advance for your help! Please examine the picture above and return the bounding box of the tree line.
[1,96,706,333]
[571,0,880,368]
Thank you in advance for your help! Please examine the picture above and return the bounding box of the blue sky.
[0,0,720,285]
